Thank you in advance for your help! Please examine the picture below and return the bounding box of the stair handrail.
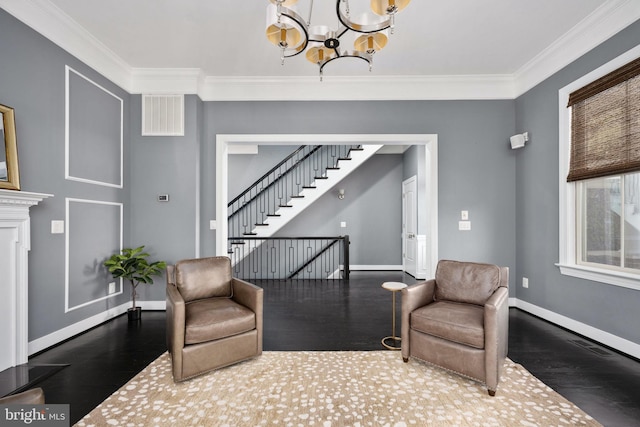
[228,145,321,211]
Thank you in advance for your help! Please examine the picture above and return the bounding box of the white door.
[402,176,418,277]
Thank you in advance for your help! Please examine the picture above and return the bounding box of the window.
[577,173,640,273]
[558,46,640,290]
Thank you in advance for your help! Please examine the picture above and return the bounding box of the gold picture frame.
[0,103,20,190]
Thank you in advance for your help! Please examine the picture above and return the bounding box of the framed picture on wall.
[0,103,20,190]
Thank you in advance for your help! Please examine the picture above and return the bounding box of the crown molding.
[195,74,517,101]
[513,0,640,97]
[0,0,132,91]
[1,0,638,101]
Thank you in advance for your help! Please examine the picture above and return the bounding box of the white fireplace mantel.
[0,189,52,372]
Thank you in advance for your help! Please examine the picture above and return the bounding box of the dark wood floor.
[4,272,640,426]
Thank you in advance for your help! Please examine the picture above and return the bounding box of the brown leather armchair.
[401,260,509,396]
[166,256,263,382]
[0,388,45,404]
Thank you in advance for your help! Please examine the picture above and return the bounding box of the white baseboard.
[512,298,640,360]
[28,300,167,355]
[350,265,403,271]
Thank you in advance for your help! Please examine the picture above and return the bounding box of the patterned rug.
[76,351,600,426]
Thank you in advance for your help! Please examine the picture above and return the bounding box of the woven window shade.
[566,57,640,182]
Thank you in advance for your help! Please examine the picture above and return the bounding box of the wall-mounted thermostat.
[158,194,169,202]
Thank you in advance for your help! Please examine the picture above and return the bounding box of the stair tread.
[267,214,281,217]
[291,195,304,198]
[314,176,329,180]
[278,204,293,208]
[302,186,317,189]
[338,157,352,161]
[326,167,340,170]
[243,232,258,235]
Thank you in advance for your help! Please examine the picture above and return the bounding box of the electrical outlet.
[108,282,116,294]
[522,277,529,288]
[458,221,471,231]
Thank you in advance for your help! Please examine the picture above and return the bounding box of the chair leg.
[402,357,409,363]
[488,389,496,397]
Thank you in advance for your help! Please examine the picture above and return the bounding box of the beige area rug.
[76,351,600,427]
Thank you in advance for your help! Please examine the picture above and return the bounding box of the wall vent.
[142,95,184,136]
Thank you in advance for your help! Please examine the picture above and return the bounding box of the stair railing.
[229,236,350,280]
[228,145,362,238]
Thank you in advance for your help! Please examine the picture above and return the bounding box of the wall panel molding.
[65,197,123,312]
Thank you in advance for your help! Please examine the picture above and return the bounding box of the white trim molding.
[557,44,640,291]
[215,134,439,278]
[65,65,124,188]
[513,298,640,360]
[1,0,639,100]
[514,0,640,96]
[65,198,124,312]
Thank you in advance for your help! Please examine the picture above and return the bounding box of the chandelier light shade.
[265,0,411,80]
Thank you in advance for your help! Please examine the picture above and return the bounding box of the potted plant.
[104,246,166,321]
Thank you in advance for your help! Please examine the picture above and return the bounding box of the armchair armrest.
[484,286,509,393]
[166,282,186,372]
[232,278,264,354]
[232,278,263,313]
[401,280,436,359]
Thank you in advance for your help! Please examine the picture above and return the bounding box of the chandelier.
[266,0,411,80]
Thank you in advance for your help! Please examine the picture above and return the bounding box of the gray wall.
[127,94,203,303]
[0,9,130,341]
[274,153,404,266]
[199,100,517,286]
[515,20,640,344]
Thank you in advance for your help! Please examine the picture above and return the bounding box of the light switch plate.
[340,221,347,228]
[209,220,217,230]
[51,220,65,234]
[461,210,469,220]
[108,282,116,294]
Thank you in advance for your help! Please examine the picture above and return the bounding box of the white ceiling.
[2,0,639,100]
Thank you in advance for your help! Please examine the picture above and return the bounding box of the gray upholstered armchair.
[166,256,263,382]
[401,260,509,396]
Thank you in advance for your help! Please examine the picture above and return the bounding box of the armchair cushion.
[411,301,485,349]
[434,260,501,306]
[175,257,233,302]
[185,298,256,345]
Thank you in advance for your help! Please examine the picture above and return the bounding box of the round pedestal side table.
[381,281,407,350]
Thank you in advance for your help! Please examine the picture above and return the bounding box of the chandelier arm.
[335,0,391,34]
[319,51,372,73]
[280,7,310,58]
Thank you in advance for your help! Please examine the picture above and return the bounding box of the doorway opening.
[215,134,438,279]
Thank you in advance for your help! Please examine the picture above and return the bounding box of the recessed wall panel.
[66,198,123,312]
[65,66,123,188]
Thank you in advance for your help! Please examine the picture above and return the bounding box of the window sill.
[556,263,640,291]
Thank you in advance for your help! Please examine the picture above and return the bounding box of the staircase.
[228,144,383,265]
